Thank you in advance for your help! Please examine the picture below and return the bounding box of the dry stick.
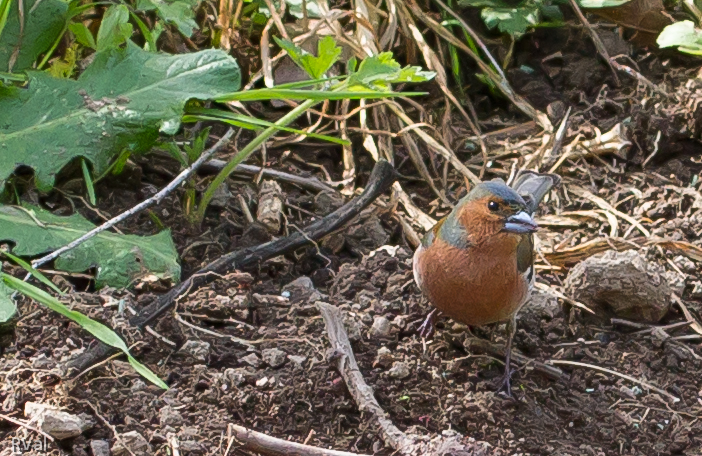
[30,129,236,271]
[317,302,416,453]
[0,413,56,442]
[415,0,552,132]
[200,160,335,193]
[569,0,620,86]
[461,337,564,381]
[67,160,396,374]
[547,360,680,403]
[229,424,370,456]
[387,102,481,185]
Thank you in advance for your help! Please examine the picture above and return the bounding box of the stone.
[178,340,210,362]
[522,288,561,319]
[159,405,184,427]
[374,347,393,368]
[257,180,284,233]
[388,361,411,379]
[223,368,247,387]
[564,250,672,322]
[287,355,307,366]
[209,183,232,209]
[112,431,152,456]
[691,281,702,299]
[24,402,91,440]
[262,348,287,368]
[282,276,319,303]
[241,353,261,368]
[90,440,111,456]
[369,316,392,338]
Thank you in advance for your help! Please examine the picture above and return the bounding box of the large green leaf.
[0,280,16,325]
[136,0,200,36]
[657,21,702,55]
[0,43,241,191]
[274,36,341,79]
[0,0,68,72]
[0,205,181,289]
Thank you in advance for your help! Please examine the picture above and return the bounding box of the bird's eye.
[487,201,499,212]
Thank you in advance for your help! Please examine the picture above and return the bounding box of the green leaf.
[96,5,133,51]
[274,36,342,79]
[256,0,322,18]
[69,21,97,49]
[0,205,181,289]
[657,21,702,55]
[347,52,435,91]
[0,0,68,72]
[136,0,199,37]
[481,4,540,36]
[0,279,16,325]
[216,88,426,102]
[1,273,168,389]
[0,43,241,192]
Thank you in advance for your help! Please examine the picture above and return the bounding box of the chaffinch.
[413,171,560,396]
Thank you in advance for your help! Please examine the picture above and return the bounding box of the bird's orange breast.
[413,233,528,326]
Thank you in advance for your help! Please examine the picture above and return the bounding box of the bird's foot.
[495,367,515,398]
[417,309,437,338]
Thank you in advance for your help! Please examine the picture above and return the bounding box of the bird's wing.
[512,171,561,214]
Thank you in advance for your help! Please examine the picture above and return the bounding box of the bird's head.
[451,181,538,242]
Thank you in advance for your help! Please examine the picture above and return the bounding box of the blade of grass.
[216,89,426,102]
[81,159,96,205]
[2,273,168,389]
[2,251,63,295]
[184,109,349,145]
[0,0,13,40]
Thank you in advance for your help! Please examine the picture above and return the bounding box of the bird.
[412,171,560,396]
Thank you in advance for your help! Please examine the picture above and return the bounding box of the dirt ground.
[3,24,702,456]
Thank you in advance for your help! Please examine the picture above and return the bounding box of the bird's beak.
[504,211,538,234]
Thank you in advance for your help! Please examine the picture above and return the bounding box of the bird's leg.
[417,308,437,338]
[497,315,517,397]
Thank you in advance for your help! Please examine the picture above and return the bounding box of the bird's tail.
[512,171,561,214]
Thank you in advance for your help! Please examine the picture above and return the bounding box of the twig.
[30,130,235,270]
[317,302,417,453]
[569,0,620,86]
[200,160,335,193]
[547,360,680,403]
[67,160,396,374]
[229,424,369,456]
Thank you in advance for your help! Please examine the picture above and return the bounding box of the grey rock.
[130,379,147,393]
[24,402,91,440]
[262,348,287,368]
[564,250,672,322]
[369,316,392,338]
[287,355,307,366]
[223,368,247,387]
[691,281,702,299]
[178,340,210,362]
[90,440,111,456]
[374,347,393,368]
[159,405,184,427]
[112,431,152,456]
[210,183,232,209]
[673,255,696,274]
[31,354,56,369]
[241,353,261,368]
[282,276,319,303]
[388,361,411,379]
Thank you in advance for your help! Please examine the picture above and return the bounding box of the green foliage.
[136,0,200,37]
[2,273,168,388]
[0,0,68,72]
[657,20,702,55]
[255,0,322,19]
[347,52,436,90]
[97,5,134,51]
[577,0,631,7]
[0,43,241,192]
[0,205,181,289]
[459,0,564,36]
[0,278,15,326]
[274,36,341,79]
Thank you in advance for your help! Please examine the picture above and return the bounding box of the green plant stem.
[195,96,321,221]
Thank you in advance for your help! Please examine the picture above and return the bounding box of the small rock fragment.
[178,340,210,362]
[564,250,672,322]
[209,183,233,209]
[257,180,284,233]
[24,402,91,440]
[374,347,393,368]
[159,406,184,427]
[112,430,152,456]
[179,440,205,454]
[691,281,702,299]
[241,353,261,368]
[287,355,307,366]
[369,316,392,338]
[388,361,411,379]
[262,348,287,368]
[223,368,247,387]
[90,439,111,456]
[282,276,320,303]
[673,255,696,274]
[130,379,147,393]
